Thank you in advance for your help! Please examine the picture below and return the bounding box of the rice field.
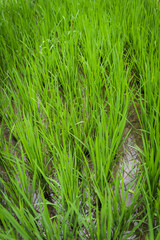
[0,0,160,239]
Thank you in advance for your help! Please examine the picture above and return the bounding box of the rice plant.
[0,0,160,239]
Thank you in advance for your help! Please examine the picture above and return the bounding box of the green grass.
[0,0,160,239]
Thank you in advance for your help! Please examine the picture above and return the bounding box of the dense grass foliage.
[0,0,160,239]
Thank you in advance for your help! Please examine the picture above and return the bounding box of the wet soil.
[112,102,146,239]
[113,102,143,205]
